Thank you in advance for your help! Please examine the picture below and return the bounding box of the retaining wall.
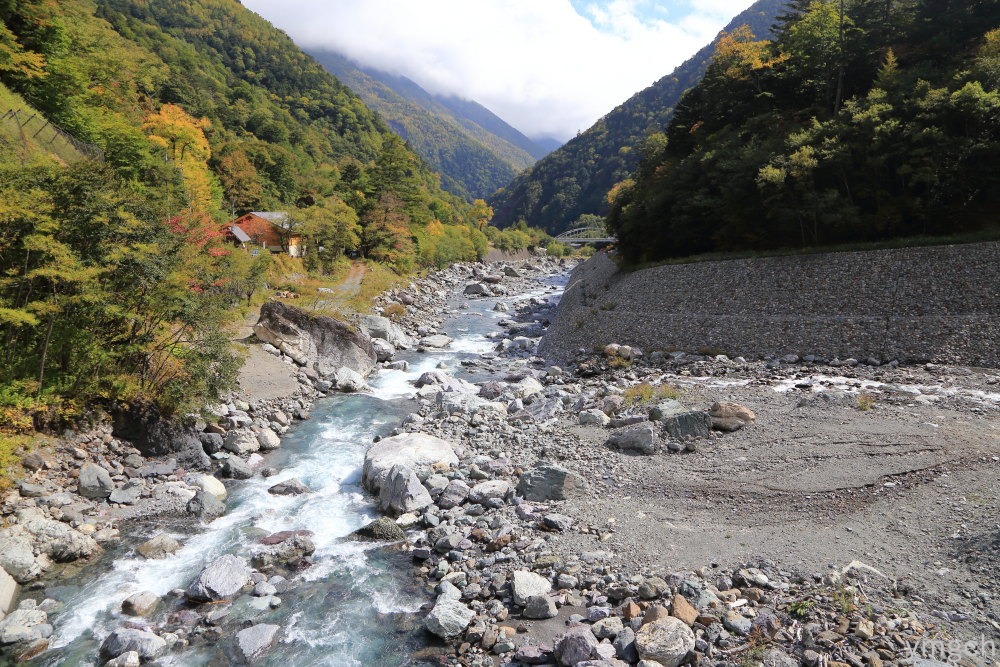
[539,243,1000,367]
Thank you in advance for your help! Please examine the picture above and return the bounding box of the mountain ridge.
[487,0,784,234]
[311,49,555,200]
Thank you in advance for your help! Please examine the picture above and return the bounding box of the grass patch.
[788,599,815,619]
[856,392,876,411]
[623,382,683,406]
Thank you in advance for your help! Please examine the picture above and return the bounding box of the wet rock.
[554,625,599,665]
[187,490,225,520]
[256,428,281,451]
[189,474,227,501]
[334,366,369,392]
[99,628,166,662]
[186,554,251,602]
[420,334,453,349]
[362,433,458,493]
[77,463,115,499]
[251,533,315,569]
[634,617,695,667]
[267,478,310,495]
[371,338,396,362]
[379,464,433,516]
[236,623,280,663]
[351,517,406,542]
[136,533,180,559]
[607,424,658,454]
[220,456,253,480]
[516,464,588,501]
[121,591,160,617]
[425,598,475,638]
[512,570,552,606]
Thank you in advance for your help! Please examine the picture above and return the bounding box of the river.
[29,270,565,667]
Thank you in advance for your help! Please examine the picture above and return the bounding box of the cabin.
[227,211,303,257]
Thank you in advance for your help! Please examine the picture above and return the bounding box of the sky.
[242,0,754,141]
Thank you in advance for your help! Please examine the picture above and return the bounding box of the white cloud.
[242,0,753,140]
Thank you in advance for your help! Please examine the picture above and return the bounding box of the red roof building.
[227,212,303,257]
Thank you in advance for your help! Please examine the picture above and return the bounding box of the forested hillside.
[0,0,514,425]
[311,50,548,200]
[609,0,1000,263]
[488,0,783,234]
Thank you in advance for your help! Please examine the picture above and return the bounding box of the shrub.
[857,392,875,411]
[383,302,407,320]
[623,382,683,406]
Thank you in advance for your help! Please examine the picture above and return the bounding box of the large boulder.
[0,566,16,615]
[99,628,166,662]
[378,465,433,516]
[649,400,712,440]
[186,554,251,601]
[607,424,659,454]
[250,532,315,570]
[255,300,376,377]
[516,464,588,501]
[18,514,100,562]
[136,533,180,559]
[236,623,280,663]
[77,463,115,499]
[362,433,458,493]
[112,405,210,470]
[635,617,696,667]
[334,366,369,392]
[267,478,310,496]
[351,517,406,542]
[121,591,160,617]
[360,314,412,349]
[425,598,475,638]
[188,474,227,501]
[187,490,226,520]
[0,531,40,583]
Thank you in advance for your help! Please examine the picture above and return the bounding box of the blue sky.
[243,0,753,140]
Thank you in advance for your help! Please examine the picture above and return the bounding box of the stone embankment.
[540,243,1000,368]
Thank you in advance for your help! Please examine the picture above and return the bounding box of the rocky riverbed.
[2,252,998,667]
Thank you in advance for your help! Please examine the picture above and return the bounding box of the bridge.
[555,227,616,245]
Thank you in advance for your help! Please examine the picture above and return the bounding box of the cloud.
[242,0,752,140]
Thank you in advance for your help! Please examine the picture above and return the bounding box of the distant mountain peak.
[311,49,558,201]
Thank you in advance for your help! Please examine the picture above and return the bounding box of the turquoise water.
[30,276,563,666]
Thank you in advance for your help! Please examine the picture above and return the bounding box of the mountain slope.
[311,50,551,200]
[488,0,783,234]
[608,0,1000,263]
[0,0,493,416]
